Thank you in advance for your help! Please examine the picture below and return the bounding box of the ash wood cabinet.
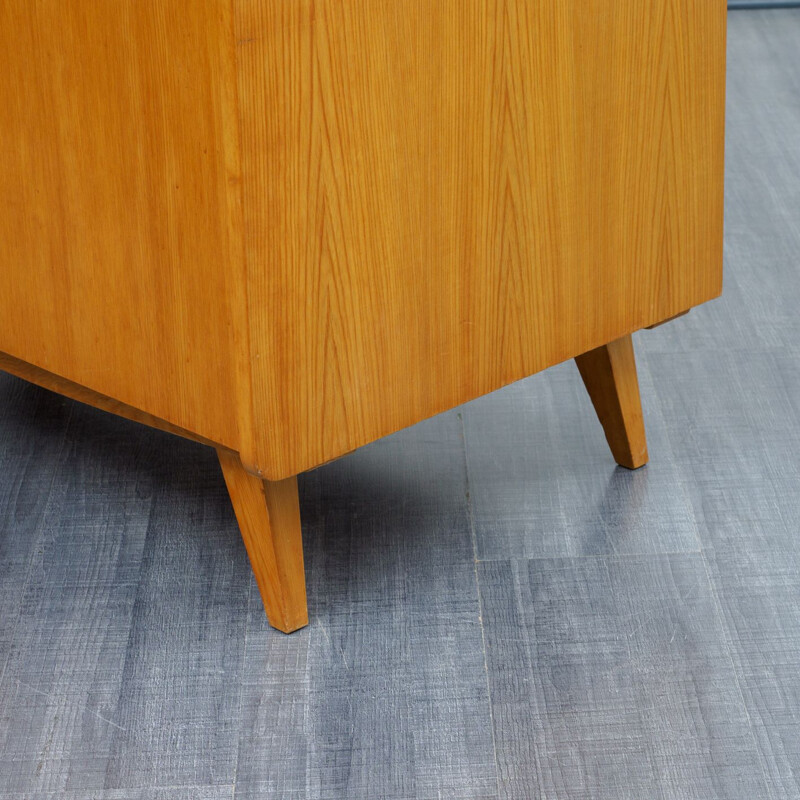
[0,1,726,631]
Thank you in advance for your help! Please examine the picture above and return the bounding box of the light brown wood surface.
[575,335,649,470]
[217,449,308,633]
[0,0,726,480]
[0,1,726,629]
[0,0,254,458]
[236,0,726,478]
[0,351,225,450]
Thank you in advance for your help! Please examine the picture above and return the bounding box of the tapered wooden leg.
[574,334,648,470]
[217,449,308,633]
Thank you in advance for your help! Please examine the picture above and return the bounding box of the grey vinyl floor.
[1,10,799,799]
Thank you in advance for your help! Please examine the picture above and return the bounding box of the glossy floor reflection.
[1,9,800,800]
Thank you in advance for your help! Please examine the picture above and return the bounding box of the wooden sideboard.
[0,0,726,631]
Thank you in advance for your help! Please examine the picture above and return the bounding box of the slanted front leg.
[574,334,648,470]
[217,449,308,633]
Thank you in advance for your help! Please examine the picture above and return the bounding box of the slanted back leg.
[575,334,649,470]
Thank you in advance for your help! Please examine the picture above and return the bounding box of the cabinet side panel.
[236,0,726,479]
[0,1,249,449]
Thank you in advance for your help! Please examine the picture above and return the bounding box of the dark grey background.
[1,9,799,799]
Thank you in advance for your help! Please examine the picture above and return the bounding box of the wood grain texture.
[0,351,226,451]
[217,449,308,633]
[1,14,797,797]
[575,335,649,469]
[235,0,726,478]
[0,0,253,454]
[0,0,725,479]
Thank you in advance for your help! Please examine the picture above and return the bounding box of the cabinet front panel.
[237,0,726,478]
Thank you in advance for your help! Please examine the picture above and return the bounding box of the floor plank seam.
[0,399,74,696]
[474,549,703,564]
[100,480,159,793]
[698,546,777,799]
[458,410,503,800]
[230,569,254,800]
